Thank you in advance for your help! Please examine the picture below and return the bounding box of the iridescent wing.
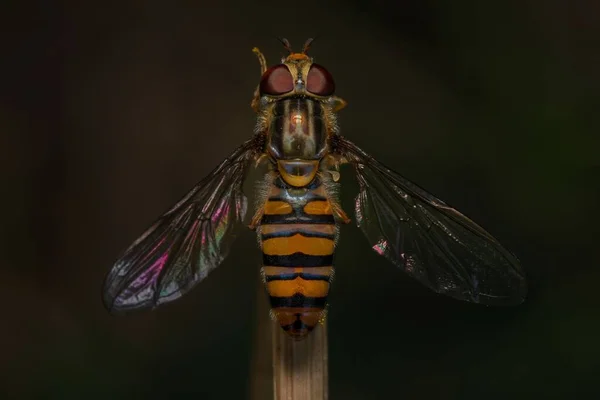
[102,135,264,313]
[335,137,527,305]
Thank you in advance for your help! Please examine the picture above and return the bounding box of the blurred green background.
[1,0,598,399]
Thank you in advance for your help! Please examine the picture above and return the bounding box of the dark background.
[1,1,599,399]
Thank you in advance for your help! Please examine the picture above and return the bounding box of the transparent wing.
[336,137,527,305]
[102,135,264,313]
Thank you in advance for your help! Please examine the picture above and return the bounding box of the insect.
[102,38,527,340]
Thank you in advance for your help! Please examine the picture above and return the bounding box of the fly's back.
[259,176,336,340]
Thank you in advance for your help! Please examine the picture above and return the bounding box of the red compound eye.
[306,64,335,96]
[260,64,294,95]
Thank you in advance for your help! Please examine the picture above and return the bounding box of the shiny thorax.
[258,176,336,339]
[268,98,326,160]
[267,98,328,187]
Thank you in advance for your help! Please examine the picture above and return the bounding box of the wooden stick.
[250,279,275,400]
[272,320,329,400]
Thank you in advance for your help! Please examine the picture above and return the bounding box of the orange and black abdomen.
[259,177,336,340]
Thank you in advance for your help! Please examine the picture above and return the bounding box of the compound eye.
[306,64,335,96]
[260,65,294,95]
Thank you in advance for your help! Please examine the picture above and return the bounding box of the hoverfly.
[102,38,527,340]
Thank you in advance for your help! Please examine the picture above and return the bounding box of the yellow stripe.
[261,224,336,235]
[263,234,334,256]
[264,200,293,215]
[303,200,331,215]
[267,278,329,297]
[273,309,323,327]
[262,266,333,277]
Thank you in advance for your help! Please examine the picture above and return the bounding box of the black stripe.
[313,116,323,143]
[307,99,314,140]
[270,294,327,308]
[312,100,324,116]
[261,230,335,240]
[265,272,331,282]
[273,177,287,189]
[304,177,323,190]
[273,99,286,116]
[263,253,333,267]
[267,195,328,203]
[261,214,335,225]
[282,318,316,332]
[273,176,322,189]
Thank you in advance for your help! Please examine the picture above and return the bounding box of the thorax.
[266,98,328,188]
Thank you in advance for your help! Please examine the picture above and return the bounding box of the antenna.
[277,37,293,53]
[302,37,316,54]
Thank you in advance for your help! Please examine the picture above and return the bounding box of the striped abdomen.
[259,177,335,340]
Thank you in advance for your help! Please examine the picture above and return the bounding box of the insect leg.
[331,200,351,224]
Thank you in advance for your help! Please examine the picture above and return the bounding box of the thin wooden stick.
[250,278,275,400]
[272,320,328,400]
